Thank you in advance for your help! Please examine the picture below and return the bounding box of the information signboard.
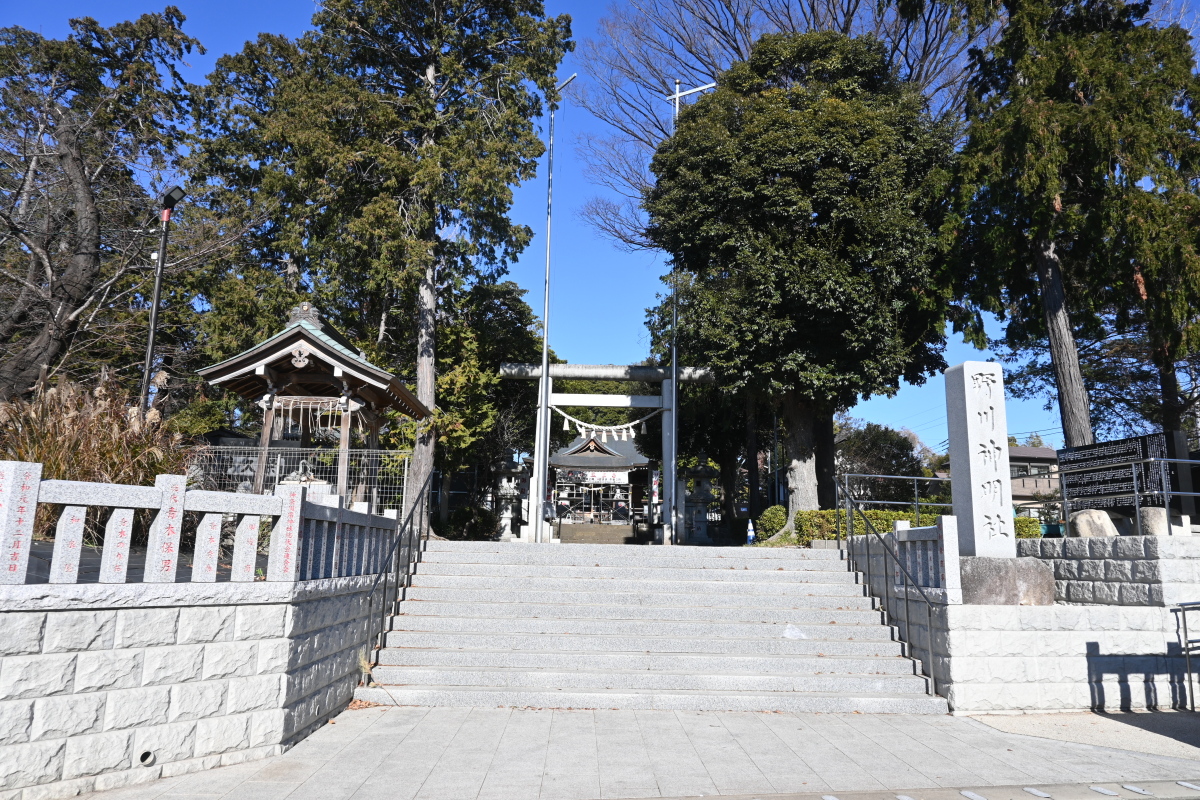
[1057,433,1169,510]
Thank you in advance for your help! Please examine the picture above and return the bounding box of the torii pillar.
[499,364,713,544]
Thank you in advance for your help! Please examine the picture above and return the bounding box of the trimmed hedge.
[755,509,1043,546]
[754,505,788,542]
[755,509,940,547]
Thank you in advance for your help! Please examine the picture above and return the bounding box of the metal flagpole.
[530,74,576,544]
[664,80,715,545]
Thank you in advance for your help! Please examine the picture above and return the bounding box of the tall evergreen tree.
[646,32,954,522]
[951,0,1200,446]
[194,2,572,512]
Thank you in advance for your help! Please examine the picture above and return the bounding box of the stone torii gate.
[500,363,713,544]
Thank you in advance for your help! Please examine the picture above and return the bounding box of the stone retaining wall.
[1017,536,1200,606]
[901,602,1188,714]
[0,577,374,800]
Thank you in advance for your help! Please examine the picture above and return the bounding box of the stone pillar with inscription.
[946,361,1016,557]
[0,461,42,584]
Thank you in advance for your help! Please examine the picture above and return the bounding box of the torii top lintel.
[499,363,713,383]
[197,303,429,419]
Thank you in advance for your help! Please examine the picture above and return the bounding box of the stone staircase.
[355,541,948,714]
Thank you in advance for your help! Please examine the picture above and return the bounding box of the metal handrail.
[840,472,952,524]
[836,476,940,697]
[365,472,433,669]
[841,472,952,481]
[1176,601,1200,712]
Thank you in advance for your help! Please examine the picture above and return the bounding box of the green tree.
[645,32,954,523]
[950,0,1200,446]
[193,1,572,514]
[435,282,546,516]
[836,418,925,502]
[997,319,1200,440]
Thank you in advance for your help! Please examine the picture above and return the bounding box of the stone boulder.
[960,556,1055,605]
[1069,508,1120,538]
[1136,507,1190,536]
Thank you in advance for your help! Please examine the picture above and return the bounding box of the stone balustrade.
[0,461,400,586]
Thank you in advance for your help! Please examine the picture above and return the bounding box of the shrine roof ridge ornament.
[499,363,714,383]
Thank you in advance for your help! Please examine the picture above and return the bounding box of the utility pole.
[140,186,186,412]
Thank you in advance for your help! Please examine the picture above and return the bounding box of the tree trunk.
[744,391,760,523]
[0,327,68,400]
[1034,239,1094,447]
[814,410,837,510]
[718,448,738,541]
[407,258,437,521]
[0,143,101,399]
[777,394,820,532]
[1159,353,1183,434]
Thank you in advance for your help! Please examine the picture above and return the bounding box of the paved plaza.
[78,707,1200,800]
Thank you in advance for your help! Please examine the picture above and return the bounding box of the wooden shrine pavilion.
[197,303,429,503]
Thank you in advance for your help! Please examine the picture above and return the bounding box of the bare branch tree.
[0,12,205,398]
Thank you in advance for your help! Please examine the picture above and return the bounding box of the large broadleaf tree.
[645,31,954,522]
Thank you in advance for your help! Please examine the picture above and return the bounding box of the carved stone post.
[946,361,1016,557]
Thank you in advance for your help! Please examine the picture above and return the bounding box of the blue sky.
[4,0,1067,451]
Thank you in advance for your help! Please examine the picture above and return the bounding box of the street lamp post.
[530,74,576,544]
[139,186,186,412]
[662,80,715,545]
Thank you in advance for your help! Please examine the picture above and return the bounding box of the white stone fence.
[0,461,401,586]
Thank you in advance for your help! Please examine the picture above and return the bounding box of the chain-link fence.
[190,447,410,512]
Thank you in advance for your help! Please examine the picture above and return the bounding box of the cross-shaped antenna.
[665,79,718,126]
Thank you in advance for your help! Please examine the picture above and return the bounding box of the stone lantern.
[494,457,528,541]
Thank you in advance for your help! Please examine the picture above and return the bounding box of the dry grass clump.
[0,381,195,484]
[0,381,202,541]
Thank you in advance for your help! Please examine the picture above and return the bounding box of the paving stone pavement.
[77,707,1200,800]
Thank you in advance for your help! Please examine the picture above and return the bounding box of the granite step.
[360,541,939,715]
[382,630,906,657]
[354,685,948,714]
[388,614,897,641]
[407,574,863,595]
[414,561,852,581]
[396,600,883,625]
[402,586,875,609]
[419,549,845,569]
[373,647,920,675]
[367,665,928,694]
[420,540,842,561]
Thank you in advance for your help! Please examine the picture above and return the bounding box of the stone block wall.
[1018,536,1200,606]
[0,577,375,800]
[900,602,1188,714]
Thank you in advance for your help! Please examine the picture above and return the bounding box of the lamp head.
[161,186,186,210]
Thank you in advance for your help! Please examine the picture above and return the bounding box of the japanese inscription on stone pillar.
[946,361,1016,557]
[0,461,42,584]
[144,474,187,582]
[268,486,305,581]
